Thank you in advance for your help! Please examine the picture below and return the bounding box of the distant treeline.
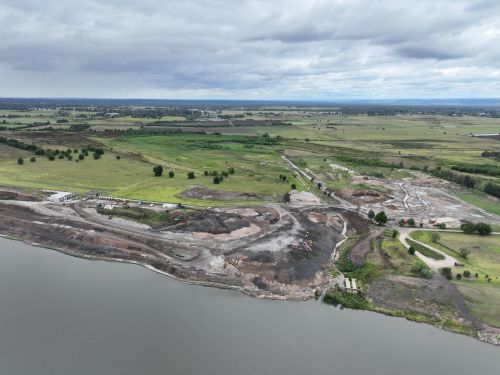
[0,136,104,161]
[431,169,476,188]
[451,164,500,177]
[482,151,500,160]
[484,182,500,198]
[335,155,402,169]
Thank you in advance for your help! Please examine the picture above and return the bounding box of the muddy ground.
[0,191,365,300]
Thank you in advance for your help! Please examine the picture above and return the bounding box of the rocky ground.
[0,189,362,300]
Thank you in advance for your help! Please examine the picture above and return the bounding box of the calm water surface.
[0,237,499,375]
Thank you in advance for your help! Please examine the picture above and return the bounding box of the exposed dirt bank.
[0,196,361,300]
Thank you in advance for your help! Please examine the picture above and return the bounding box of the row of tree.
[460,222,492,235]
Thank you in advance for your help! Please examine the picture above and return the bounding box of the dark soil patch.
[0,190,39,201]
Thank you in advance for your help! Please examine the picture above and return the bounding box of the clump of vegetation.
[187,171,195,179]
[411,263,432,278]
[322,286,370,310]
[153,165,163,177]
[168,171,175,178]
[407,239,445,260]
[441,267,453,280]
[374,211,388,225]
[17,157,23,165]
[461,222,492,235]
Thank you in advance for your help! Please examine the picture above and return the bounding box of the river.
[0,237,499,375]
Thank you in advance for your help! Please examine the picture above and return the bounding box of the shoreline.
[2,233,500,345]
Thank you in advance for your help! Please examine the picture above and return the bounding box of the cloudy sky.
[1,0,499,99]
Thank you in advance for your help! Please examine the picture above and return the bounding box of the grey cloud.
[0,0,498,99]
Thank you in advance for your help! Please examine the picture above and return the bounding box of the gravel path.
[398,228,456,269]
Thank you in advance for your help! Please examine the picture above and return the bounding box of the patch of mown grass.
[407,239,445,260]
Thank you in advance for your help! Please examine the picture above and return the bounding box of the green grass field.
[455,191,500,216]
[410,230,500,327]
[1,110,500,210]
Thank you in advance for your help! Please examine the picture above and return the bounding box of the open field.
[410,230,500,327]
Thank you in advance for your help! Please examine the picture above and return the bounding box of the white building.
[48,191,75,202]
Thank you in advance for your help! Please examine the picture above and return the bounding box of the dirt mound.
[171,210,251,234]
[0,190,39,201]
[179,186,270,201]
[338,189,386,205]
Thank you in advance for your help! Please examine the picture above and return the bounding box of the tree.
[368,210,375,219]
[291,183,297,190]
[48,154,55,161]
[431,232,440,243]
[78,153,85,161]
[456,273,462,280]
[459,247,471,259]
[463,270,471,278]
[398,219,405,227]
[407,218,416,227]
[213,176,221,184]
[116,155,121,160]
[168,171,175,178]
[408,246,415,255]
[475,222,492,236]
[153,165,163,177]
[187,172,195,179]
[461,223,476,234]
[441,267,452,280]
[392,230,398,239]
[30,157,36,162]
[17,157,23,165]
[374,211,388,225]
[204,170,208,176]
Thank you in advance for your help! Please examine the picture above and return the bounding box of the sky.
[1,0,499,100]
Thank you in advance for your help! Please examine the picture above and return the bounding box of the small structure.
[345,278,359,294]
[48,191,74,202]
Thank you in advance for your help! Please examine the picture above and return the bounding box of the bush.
[407,218,416,227]
[291,183,297,190]
[78,153,85,161]
[431,232,440,243]
[408,246,415,255]
[153,165,163,177]
[17,157,23,165]
[374,211,388,225]
[459,247,471,259]
[116,155,121,160]
[411,263,433,279]
[368,210,375,219]
[461,223,476,234]
[476,222,492,236]
[441,267,452,280]
[168,171,174,178]
[30,157,36,162]
[456,273,462,280]
[187,172,195,179]
[391,230,398,239]
[463,270,471,278]
[213,176,221,184]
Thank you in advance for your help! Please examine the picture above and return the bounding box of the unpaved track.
[398,228,456,269]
